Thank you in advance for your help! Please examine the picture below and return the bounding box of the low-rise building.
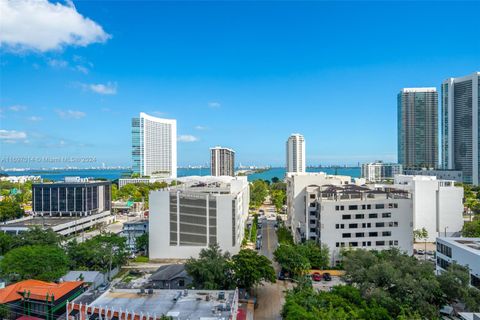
[393,175,464,242]
[0,280,84,319]
[403,169,463,183]
[67,288,240,320]
[149,176,249,259]
[361,161,403,182]
[62,271,107,290]
[309,184,413,265]
[122,220,148,252]
[148,264,192,289]
[436,237,480,290]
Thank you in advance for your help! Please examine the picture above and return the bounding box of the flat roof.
[1,216,79,228]
[89,289,236,319]
[437,237,480,255]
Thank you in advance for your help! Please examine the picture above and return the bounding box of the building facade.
[132,112,177,178]
[149,176,249,259]
[436,237,480,290]
[286,134,306,173]
[309,184,413,265]
[441,72,480,184]
[210,146,235,176]
[32,179,111,216]
[403,169,463,183]
[122,220,148,252]
[393,175,464,242]
[361,161,403,182]
[397,88,438,169]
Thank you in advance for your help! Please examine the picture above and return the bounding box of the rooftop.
[149,264,189,282]
[438,237,480,255]
[0,280,83,304]
[86,289,237,320]
[312,184,410,202]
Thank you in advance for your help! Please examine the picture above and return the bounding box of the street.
[254,203,293,320]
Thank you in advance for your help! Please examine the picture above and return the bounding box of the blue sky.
[1,1,479,168]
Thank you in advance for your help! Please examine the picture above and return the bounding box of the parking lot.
[311,275,344,291]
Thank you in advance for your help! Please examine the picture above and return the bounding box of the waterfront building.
[393,175,464,242]
[441,72,480,184]
[286,134,306,173]
[436,237,480,289]
[132,112,177,178]
[149,176,249,259]
[397,88,438,169]
[361,161,403,182]
[210,146,235,176]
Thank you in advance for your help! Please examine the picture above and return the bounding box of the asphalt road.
[255,204,292,320]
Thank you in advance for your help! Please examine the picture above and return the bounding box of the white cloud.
[47,58,68,68]
[56,109,86,119]
[194,125,207,130]
[0,130,27,142]
[208,101,221,108]
[8,105,27,112]
[178,135,199,142]
[75,65,89,74]
[82,82,117,95]
[27,116,42,121]
[0,0,111,52]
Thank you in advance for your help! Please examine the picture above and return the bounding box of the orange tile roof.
[0,280,83,304]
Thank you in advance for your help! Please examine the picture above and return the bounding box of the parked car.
[278,269,290,280]
[417,249,425,255]
[323,272,332,281]
[312,272,322,282]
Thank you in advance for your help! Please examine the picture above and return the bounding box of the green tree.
[231,249,276,291]
[0,232,13,255]
[0,199,24,222]
[462,219,480,237]
[67,233,128,272]
[274,244,311,277]
[0,304,10,319]
[0,245,69,281]
[136,232,149,254]
[12,226,61,248]
[271,177,280,184]
[297,241,329,269]
[185,243,233,290]
[250,180,269,208]
[276,225,294,245]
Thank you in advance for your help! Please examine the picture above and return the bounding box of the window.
[361,205,366,210]
[388,221,399,227]
[369,213,378,219]
[355,214,365,219]
[369,232,378,237]
[342,233,351,238]
[179,279,185,287]
[375,204,385,209]
[335,206,340,211]
[342,214,351,220]
[388,203,398,209]
[355,232,365,237]
[367,205,371,209]
[437,257,450,270]
[336,242,340,247]
[335,224,340,229]
[309,203,316,207]
[348,205,358,210]
[388,240,399,246]
[382,212,391,218]
[471,274,480,290]
[382,231,391,236]
[362,222,371,228]
[375,241,385,246]
[349,223,358,229]
[437,243,452,258]
[376,222,385,228]
[310,228,316,232]
[349,242,358,247]
[310,194,316,199]
[310,220,316,224]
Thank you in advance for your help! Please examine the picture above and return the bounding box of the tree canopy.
[231,249,276,290]
[0,245,69,282]
[250,180,269,208]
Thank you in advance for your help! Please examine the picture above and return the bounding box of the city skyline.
[1,1,480,168]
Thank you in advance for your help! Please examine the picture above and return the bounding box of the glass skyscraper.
[441,72,480,184]
[397,88,438,169]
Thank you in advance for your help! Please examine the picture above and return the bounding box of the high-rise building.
[131,112,177,178]
[286,134,306,173]
[361,161,403,182]
[397,88,438,169]
[441,72,480,184]
[210,146,235,176]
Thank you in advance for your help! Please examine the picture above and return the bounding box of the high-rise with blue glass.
[397,88,438,170]
[131,112,177,178]
[441,72,480,185]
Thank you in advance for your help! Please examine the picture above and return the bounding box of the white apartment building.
[361,161,403,182]
[436,237,480,290]
[210,146,235,177]
[285,172,362,242]
[132,112,177,178]
[149,176,249,259]
[403,169,463,183]
[309,184,413,265]
[393,175,464,242]
[286,134,306,173]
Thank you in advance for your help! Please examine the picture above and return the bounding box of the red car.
[312,272,322,282]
